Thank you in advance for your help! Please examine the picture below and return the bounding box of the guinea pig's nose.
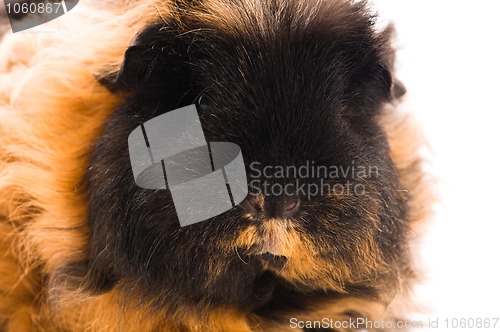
[243,195,264,216]
[279,197,300,217]
[283,197,300,214]
[243,195,300,218]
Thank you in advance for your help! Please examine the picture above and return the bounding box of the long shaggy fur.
[0,1,430,331]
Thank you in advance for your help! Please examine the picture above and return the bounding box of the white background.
[373,1,500,330]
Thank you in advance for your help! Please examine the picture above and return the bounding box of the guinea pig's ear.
[346,24,406,106]
[98,22,192,97]
[374,63,407,102]
[391,78,407,100]
[379,24,407,101]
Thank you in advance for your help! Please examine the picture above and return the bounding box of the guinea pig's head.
[84,0,411,313]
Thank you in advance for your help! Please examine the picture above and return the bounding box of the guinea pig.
[0,0,429,331]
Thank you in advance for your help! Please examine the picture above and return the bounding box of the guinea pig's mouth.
[236,218,298,268]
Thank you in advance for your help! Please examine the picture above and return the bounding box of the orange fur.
[0,2,164,330]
